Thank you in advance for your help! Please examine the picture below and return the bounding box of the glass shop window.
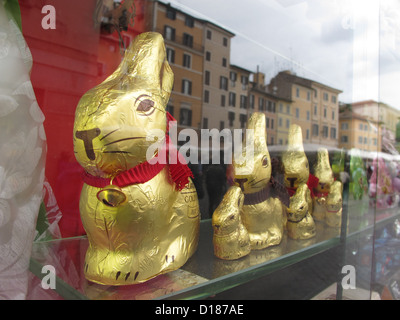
[240,95,247,109]
[228,111,235,126]
[220,76,228,90]
[166,47,175,64]
[203,117,208,129]
[166,7,176,20]
[229,92,236,107]
[183,53,191,68]
[204,90,209,103]
[185,16,194,28]
[249,94,254,109]
[164,25,176,41]
[183,33,193,48]
[179,108,192,126]
[239,114,247,128]
[205,70,210,85]
[182,79,192,95]
[312,124,319,136]
[221,94,226,107]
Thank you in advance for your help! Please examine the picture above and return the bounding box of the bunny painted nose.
[234,178,248,191]
[319,182,326,189]
[75,128,101,160]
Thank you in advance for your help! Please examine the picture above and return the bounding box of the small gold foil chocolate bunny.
[73,32,199,285]
[313,148,335,222]
[325,180,343,228]
[233,112,286,250]
[282,124,316,239]
[212,186,251,260]
[286,184,316,239]
[282,124,314,212]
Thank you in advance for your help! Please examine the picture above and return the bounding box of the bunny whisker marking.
[250,178,269,186]
[102,151,131,154]
[100,128,119,141]
[103,136,145,146]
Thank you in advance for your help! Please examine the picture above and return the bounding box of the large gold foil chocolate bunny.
[282,124,316,239]
[212,186,251,260]
[233,112,287,250]
[313,148,335,222]
[73,32,200,285]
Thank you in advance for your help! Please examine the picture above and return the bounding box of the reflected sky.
[166,0,400,108]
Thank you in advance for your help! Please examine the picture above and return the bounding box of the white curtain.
[0,4,47,299]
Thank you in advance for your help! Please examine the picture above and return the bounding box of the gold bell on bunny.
[73,32,200,285]
[96,178,127,208]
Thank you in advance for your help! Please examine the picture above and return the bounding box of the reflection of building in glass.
[149,1,204,134]
[19,0,399,238]
[202,22,235,131]
[275,96,293,146]
[340,100,400,154]
[268,70,342,148]
[250,72,279,145]
[338,106,381,152]
[228,65,252,130]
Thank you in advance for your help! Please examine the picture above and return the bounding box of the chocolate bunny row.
[213,119,343,260]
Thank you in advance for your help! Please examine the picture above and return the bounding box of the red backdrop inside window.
[20,0,147,237]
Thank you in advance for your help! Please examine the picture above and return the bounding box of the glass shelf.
[29,195,400,300]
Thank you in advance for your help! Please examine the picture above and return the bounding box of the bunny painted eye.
[137,99,155,116]
[229,215,235,220]
[261,155,268,167]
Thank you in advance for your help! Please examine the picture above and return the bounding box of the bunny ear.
[247,112,267,150]
[287,124,304,152]
[111,32,173,106]
[223,186,242,205]
[316,148,331,170]
[297,183,308,197]
[331,180,343,194]
[160,58,174,105]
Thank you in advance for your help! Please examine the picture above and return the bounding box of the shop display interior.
[1,0,400,300]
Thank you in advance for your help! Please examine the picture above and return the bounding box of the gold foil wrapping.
[313,148,335,222]
[312,148,343,228]
[212,113,285,260]
[73,32,199,285]
[325,180,343,228]
[286,184,316,239]
[212,186,251,260]
[212,120,343,259]
[282,124,316,239]
[282,125,311,189]
[228,113,284,252]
